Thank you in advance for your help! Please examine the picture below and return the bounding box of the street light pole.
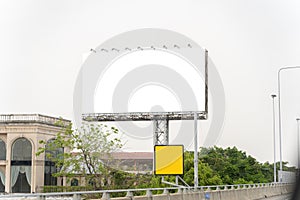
[278,66,300,182]
[194,112,198,190]
[296,118,300,174]
[271,94,277,183]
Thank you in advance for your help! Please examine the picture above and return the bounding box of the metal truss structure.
[82,111,207,145]
[82,111,207,121]
[153,119,169,145]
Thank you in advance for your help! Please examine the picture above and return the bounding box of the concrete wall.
[107,184,294,200]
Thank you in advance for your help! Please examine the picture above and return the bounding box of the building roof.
[70,151,153,160]
[0,114,70,127]
[111,152,153,160]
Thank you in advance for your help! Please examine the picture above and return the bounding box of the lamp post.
[278,66,300,182]
[297,118,300,174]
[271,94,277,183]
[194,112,198,190]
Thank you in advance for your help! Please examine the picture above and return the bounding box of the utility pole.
[297,118,300,175]
[271,94,277,183]
[278,66,300,182]
[194,112,198,190]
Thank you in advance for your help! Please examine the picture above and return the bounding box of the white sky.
[1,0,300,166]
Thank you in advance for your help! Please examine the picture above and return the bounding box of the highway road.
[260,194,291,200]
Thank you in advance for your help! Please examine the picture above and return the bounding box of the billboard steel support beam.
[153,119,169,145]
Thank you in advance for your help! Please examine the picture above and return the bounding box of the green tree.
[183,151,223,186]
[37,121,123,189]
[200,146,269,184]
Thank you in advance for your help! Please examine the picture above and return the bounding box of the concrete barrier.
[107,184,293,200]
[0,183,294,200]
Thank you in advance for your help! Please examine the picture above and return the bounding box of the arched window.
[0,139,6,160]
[44,139,64,186]
[0,139,5,192]
[11,138,32,193]
[71,178,79,186]
[12,138,32,161]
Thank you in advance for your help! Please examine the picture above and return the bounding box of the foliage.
[92,146,294,189]
[199,146,296,185]
[37,121,123,189]
[151,146,296,188]
[183,151,223,186]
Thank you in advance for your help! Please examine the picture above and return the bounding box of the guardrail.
[0,182,294,200]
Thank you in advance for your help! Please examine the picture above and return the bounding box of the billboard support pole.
[194,112,198,190]
[153,118,169,145]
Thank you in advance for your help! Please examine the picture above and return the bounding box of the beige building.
[0,114,70,193]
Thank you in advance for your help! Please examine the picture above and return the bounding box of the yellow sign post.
[154,145,184,175]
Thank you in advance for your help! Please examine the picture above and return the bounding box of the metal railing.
[0,182,292,199]
[0,114,70,127]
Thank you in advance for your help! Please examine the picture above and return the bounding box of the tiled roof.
[111,152,153,160]
[70,151,153,160]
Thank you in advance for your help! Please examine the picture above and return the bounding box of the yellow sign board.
[154,145,184,175]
